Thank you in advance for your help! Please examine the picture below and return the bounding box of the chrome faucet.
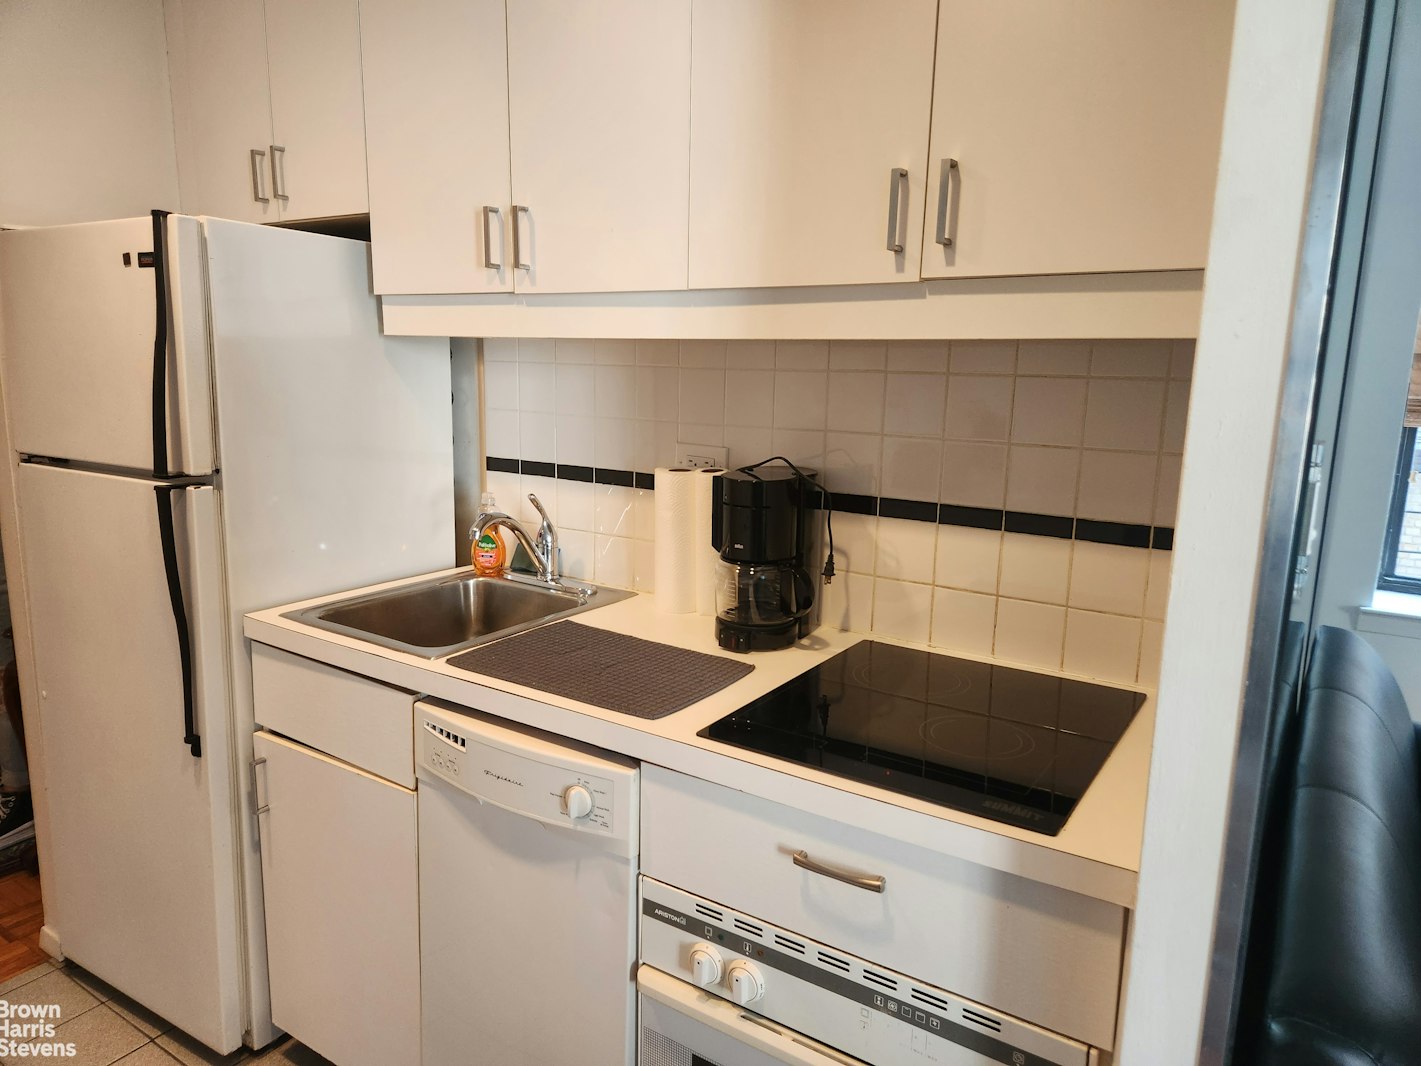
[469,493,593,596]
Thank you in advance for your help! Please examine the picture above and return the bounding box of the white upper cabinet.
[920,0,1234,279]
[166,0,368,223]
[505,0,691,294]
[165,0,276,224]
[361,0,512,294]
[687,0,938,290]
[263,0,369,221]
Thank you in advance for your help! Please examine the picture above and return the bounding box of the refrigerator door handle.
[155,484,201,758]
[149,209,173,479]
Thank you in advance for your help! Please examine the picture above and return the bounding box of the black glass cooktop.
[699,640,1145,835]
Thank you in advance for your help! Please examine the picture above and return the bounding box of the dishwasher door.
[415,700,639,1066]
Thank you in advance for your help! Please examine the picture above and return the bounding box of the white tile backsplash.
[884,373,947,437]
[874,516,937,584]
[994,598,1067,669]
[998,533,1072,604]
[479,336,1191,685]
[1010,377,1088,447]
[930,588,997,658]
[934,526,1001,595]
[940,441,1009,509]
[827,371,886,434]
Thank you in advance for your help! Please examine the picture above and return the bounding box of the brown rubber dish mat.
[445,621,754,719]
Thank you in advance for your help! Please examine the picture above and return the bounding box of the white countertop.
[244,568,1154,909]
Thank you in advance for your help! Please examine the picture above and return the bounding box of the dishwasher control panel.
[415,699,638,854]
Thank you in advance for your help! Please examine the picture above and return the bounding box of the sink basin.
[285,571,634,658]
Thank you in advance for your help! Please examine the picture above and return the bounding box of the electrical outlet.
[675,443,729,470]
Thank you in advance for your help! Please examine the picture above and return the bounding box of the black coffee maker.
[710,464,819,652]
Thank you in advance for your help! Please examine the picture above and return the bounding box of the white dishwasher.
[415,699,640,1066]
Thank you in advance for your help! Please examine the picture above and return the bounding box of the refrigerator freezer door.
[15,464,243,1052]
[0,216,215,474]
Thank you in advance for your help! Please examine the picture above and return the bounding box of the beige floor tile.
[66,965,118,1003]
[114,1046,183,1066]
[106,992,173,1039]
[153,1029,248,1066]
[0,959,55,997]
[7,1003,148,1066]
[2,968,101,1023]
[248,1040,332,1066]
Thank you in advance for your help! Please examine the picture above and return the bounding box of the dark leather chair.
[1252,626,1421,1065]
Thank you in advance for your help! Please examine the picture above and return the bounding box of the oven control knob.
[726,960,765,1005]
[561,784,594,820]
[689,943,723,988]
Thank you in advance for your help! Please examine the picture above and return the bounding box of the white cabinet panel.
[506,0,691,293]
[688,0,937,290]
[255,732,419,1066]
[920,0,1233,278]
[362,0,512,294]
[166,0,276,223]
[264,0,369,219]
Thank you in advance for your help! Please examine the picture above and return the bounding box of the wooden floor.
[0,856,46,982]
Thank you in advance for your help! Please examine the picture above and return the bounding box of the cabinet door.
[687,0,938,290]
[165,0,277,223]
[264,0,369,220]
[506,0,690,293]
[254,732,419,1066]
[920,0,1234,279]
[361,0,512,294]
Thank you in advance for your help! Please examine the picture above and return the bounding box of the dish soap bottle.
[471,492,507,575]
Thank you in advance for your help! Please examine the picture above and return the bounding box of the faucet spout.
[469,493,592,597]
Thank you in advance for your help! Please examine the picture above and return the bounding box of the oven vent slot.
[910,988,950,1011]
[817,951,851,972]
[694,904,724,922]
[960,1007,1003,1033]
[733,919,764,938]
[862,969,899,991]
[773,934,806,955]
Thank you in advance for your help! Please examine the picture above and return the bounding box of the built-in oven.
[638,877,1101,1066]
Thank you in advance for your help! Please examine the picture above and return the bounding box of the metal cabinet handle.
[885,168,909,254]
[251,756,269,815]
[511,204,530,269]
[482,206,502,268]
[269,145,289,202]
[792,850,886,893]
[935,158,960,248]
[249,149,269,204]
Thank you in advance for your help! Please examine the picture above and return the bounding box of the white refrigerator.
[0,215,454,1053]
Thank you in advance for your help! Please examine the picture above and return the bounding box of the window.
[1379,427,1421,592]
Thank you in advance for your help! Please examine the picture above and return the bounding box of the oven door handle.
[792,850,886,893]
[638,965,863,1066]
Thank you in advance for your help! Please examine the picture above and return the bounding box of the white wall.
[0,0,180,227]
[1118,0,1335,1062]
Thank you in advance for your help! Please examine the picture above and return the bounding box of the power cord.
[735,455,836,585]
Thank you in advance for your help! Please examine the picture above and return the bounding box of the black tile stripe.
[879,498,939,523]
[482,457,1173,550]
[938,505,1004,531]
[594,467,635,487]
[557,463,594,483]
[1076,518,1152,549]
[1004,511,1074,540]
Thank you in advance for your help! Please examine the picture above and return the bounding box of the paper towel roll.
[695,468,725,616]
[654,468,700,613]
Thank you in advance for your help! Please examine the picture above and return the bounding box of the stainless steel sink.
[285,571,634,658]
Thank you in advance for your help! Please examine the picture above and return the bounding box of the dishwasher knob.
[561,784,594,820]
[689,943,723,987]
[726,960,765,1005]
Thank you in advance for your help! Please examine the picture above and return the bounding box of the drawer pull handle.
[792,850,886,893]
